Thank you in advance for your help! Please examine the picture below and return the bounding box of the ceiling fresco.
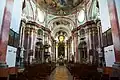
[36,0,85,16]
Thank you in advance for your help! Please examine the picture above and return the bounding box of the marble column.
[76,33,79,62]
[71,38,74,61]
[108,0,120,67]
[68,40,70,61]
[92,26,99,65]
[107,0,120,78]
[73,35,76,62]
[68,41,70,61]
[0,0,14,66]
[85,28,90,63]
[65,42,67,60]
[29,27,33,64]
[19,20,26,67]
[88,25,97,64]
[67,41,69,61]
[56,43,58,61]
[55,41,56,62]
[32,28,37,60]
[74,33,78,62]
[53,41,55,61]
[24,26,30,64]
[97,21,104,66]
[0,0,14,79]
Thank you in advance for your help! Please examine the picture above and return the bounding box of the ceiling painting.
[36,0,86,16]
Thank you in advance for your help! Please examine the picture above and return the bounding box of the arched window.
[37,8,44,22]
[78,10,85,23]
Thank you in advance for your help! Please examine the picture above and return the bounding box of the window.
[102,28,113,47]
[8,29,19,48]
[8,29,14,46]
[14,33,19,47]
[78,10,85,23]
[107,29,113,45]
[102,32,107,47]
[37,8,44,23]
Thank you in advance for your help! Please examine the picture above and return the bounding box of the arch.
[51,25,71,38]
[48,17,75,31]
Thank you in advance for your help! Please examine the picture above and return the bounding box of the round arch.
[51,25,71,38]
[48,17,75,31]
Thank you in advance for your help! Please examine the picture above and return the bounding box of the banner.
[6,46,17,67]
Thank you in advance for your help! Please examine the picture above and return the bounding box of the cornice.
[72,20,96,33]
[26,21,51,33]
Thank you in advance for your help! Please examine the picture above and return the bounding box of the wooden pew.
[67,63,101,80]
[16,63,56,80]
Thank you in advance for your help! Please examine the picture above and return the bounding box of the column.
[54,41,56,62]
[71,38,74,62]
[108,0,120,66]
[0,0,14,66]
[20,21,26,67]
[76,33,78,62]
[92,26,99,65]
[0,0,14,79]
[65,42,67,60]
[56,43,58,61]
[89,27,95,64]
[29,27,33,64]
[49,34,51,58]
[85,28,90,63]
[74,33,78,62]
[68,41,70,61]
[32,28,37,60]
[97,21,104,66]
[24,26,30,64]
[67,41,69,61]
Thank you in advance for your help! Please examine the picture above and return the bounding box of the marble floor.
[50,66,73,80]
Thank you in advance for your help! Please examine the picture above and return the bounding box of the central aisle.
[50,66,73,80]
[55,66,68,80]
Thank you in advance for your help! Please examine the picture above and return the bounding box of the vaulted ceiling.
[35,0,89,16]
[23,0,95,41]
